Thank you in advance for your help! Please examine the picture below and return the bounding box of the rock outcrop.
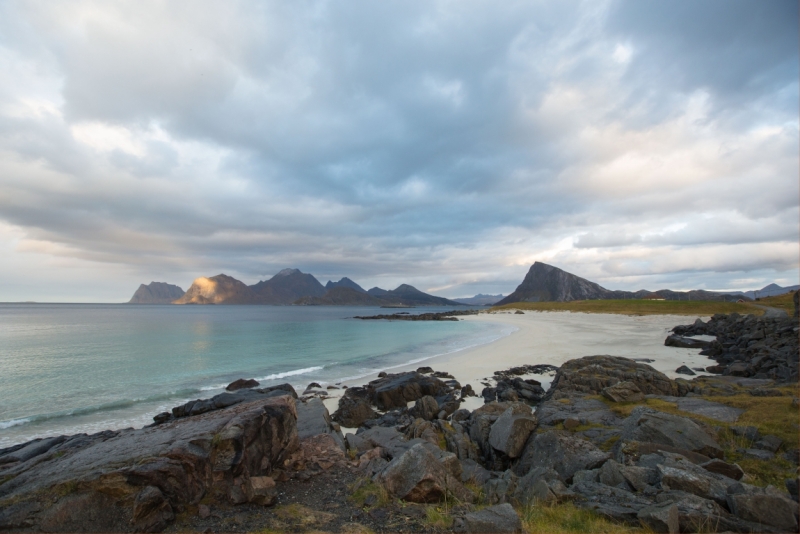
[547,355,689,399]
[128,282,185,304]
[0,395,299,532]
[671,313,799,382]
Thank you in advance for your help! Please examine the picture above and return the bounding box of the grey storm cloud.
[0,0,796,301]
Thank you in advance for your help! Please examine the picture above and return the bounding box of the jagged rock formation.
[250,268,327,304]
[173,274,254,304]
[498,262,747,305]
[325,277,366,293]
[128,282,184,304]
[295,287,386,306]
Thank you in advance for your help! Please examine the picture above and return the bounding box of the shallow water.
[0,304,509,447]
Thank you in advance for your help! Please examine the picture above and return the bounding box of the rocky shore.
[1,312,798,533]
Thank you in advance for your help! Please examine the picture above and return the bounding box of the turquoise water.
[0,304,510,447]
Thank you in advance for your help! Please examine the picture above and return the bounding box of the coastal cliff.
[128,282,185,304]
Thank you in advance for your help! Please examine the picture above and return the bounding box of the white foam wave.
[256,366,324,382]
[0,417,31,430]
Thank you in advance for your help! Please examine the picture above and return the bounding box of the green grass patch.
[596,391,799,488]
[491,299,763,317]
[519,501,646,533]
[424,505,454,529]
[348,478,390,508]
[756,292,796,314]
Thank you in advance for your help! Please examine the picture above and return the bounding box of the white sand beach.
[323,310,714,416]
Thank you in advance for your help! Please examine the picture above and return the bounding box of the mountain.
[249,268,327,304]
[173,274,253,304]
[294,287,387,306]
[367,284,463,306]
[128,282,185,304]
[325,277,367,293]
[724,283,800,300]
[497,262,745,305]
[453,294,504,306]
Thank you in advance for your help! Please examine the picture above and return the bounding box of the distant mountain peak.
[325,277,366,293]
[274,268,301,277]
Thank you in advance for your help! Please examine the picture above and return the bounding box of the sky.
[0,0,797,302]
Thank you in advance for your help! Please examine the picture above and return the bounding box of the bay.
[0,304,510,447]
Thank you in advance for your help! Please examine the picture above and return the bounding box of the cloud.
[0,0,796,301]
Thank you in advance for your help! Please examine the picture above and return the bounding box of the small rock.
[700,458,744,481]
[378,372,387,378]
[675,365,696,376]
[743,449,775,460]
[198,504,210,518]
[416,366,434,374]
[637,503,679,534]
[226,378,260,391]
[459,503,522,533]
[753,435,782,453]
[307,382,322,389]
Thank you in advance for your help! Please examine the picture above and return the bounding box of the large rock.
[377,443,472,503]
[332,387,377,428]
[409,395,440,421]
[488,407,537,458]
[368,372,449,411]
[0,395,299,532]
[296,397,345,450]
[726,483,799,532]
[620,407,723,459]
[456,503,522,533]
[637,503,679,534]
[515,431,610,482]
[226,378,260,391]
[547,356,688,399]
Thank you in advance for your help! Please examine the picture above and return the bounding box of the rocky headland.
[1,312,798,533]
[128,282,185,304]
[497,262,749,305]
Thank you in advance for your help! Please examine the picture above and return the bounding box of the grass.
[348,478,391,508]
[491,299,764,316]
[519,501,646,533]
[755,292,796,314]
[595,389,800,488]
[273,503,336,527]
[424,505,454,529]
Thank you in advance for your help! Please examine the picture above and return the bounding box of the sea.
[0,304,513,448]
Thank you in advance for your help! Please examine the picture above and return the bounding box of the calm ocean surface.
[0,304,511,448]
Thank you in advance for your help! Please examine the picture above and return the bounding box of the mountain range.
[497,262,753,305]
[131,270,462,306]
[453,294,505,306]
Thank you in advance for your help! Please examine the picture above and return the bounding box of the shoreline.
[323,309,713,418]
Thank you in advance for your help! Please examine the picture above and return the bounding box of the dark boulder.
[377,443,473,503]
[675,365,696,376]
[515,431,610,482]
[409,395,439,421]
[455,503,522,533]
[368,372,448,411]
[226,378,260,391]
[332,387,377,428]
[547,356,688,399]
[488,407,537,458]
